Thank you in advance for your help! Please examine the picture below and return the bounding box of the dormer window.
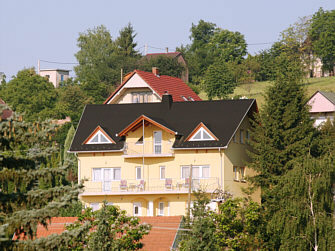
[186,122,218,142]
[189,127,215,141]
[83,126,115,145]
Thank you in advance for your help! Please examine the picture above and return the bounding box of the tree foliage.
[0,107,82,250]
[310,8,335,72]
[0,68,58,121]
[65,202,151,250]
[202,61,236,100]
[116,23,139,57]
[138,55,185,78]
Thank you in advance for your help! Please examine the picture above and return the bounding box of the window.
[60,74,64,82]
[189,127,215,141]
[181,165,210,179]
[153,131,162,154]
[87,131,113,144]
[45,75,50,80]
[158,202,164,216]
[240,130,244,144]
[132,92,152,103]
[93,168,102,181]
[136,166,142,180]
[92,168,121,182]
[160,166,165,180]
[181,96,188,101]
[233,167,246,181]
[90,203,99,211]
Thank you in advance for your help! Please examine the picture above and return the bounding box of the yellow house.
[70,94,260,216]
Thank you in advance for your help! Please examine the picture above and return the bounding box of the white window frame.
[181,165,210,179]
[160,166,166,180]
[153,131,162,154]
[136,166,142,180]
[92,168,102,181]
[92,168,121,182]
[240,130,244,144]
[87,131,113,144]
[233,166,239,181]
[189,127,215,141]
[158,202,164,216]
[240,167,246,181]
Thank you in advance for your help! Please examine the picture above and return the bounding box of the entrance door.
[153,131,162,154]
[133,202,142,216]
[103,168,112,192]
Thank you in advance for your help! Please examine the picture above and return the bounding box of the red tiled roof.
[0,98,13,120]
[104,69,201,104]
[13,216,182,251]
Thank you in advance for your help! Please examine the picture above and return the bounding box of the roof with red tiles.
[0,98,13,120]
[13,216,182,251]
[104,69,201,104]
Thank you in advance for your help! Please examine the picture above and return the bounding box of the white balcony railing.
[123,141,174,158]
[82,177,220,195]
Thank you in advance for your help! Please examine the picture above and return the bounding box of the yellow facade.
[78,118,260,216]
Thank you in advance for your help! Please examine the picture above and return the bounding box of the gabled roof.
[118,115,176,137]
[103,70,201,104]
[70,98,257,152]
[318,91,335,105]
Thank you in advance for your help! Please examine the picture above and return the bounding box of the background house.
[39,69,70,88]
[307,90,335,126]
[104,68,200,104]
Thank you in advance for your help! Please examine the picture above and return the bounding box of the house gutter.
[172,146,227,150]
[219,147,223,188]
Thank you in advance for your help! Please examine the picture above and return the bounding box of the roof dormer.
[185,122,218,141]
[83,126,115,144]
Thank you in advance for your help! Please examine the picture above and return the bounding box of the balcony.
[122,141,174,158]
[80,177,220,196]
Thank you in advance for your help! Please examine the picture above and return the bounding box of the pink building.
[307,91,335,127]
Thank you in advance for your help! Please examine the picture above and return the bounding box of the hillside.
[199,77,335,107]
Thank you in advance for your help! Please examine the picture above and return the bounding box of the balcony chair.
[165,178,172,190]
[137,180,145,191]
[119,180,128,191]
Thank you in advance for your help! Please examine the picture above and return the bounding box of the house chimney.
[162,91,173,109]
[152,67,159,76]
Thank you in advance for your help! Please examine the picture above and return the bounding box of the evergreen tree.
[116,23,139,57]
[0,107,82,250]
[248,52,319,248]
[63,124,77,183]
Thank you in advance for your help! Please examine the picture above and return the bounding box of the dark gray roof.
[70,98,257,152]
[319,91,335,105]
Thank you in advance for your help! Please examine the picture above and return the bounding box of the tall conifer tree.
[0,106,82,250]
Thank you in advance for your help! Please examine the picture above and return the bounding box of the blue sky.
[1,0,335,79]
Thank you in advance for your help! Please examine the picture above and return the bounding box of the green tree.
[202,61,236,99]
[207,29,247,63]
[63,125,77,183]
[179,191,218,251]
[138,55,185,78]
[0,108,82,250]
[268,156,335,250]
[0,68,58,121]
[56,79,93,123]
[116,23,139,57]
[248,52,318,248]
[215,198,264,250]
[65,202,151,250]
[310,8,335,73]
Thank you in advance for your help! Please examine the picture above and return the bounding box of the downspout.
[219,148,223,188]
[142,119,145,181]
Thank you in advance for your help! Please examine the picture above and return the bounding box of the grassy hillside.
[199,77,335,107]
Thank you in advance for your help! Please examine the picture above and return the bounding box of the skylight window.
[189,127,216,141]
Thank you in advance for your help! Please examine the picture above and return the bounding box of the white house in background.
[307,91,335,127]
[39,69,70,88]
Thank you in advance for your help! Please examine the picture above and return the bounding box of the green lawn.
[199,77,335,108]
